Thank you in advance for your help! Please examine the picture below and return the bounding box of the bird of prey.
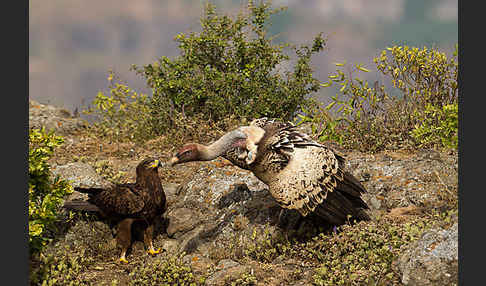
[170,118,369,227]
[64,158,167,263]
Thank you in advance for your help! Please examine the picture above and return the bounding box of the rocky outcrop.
[398,222,458,285]
[204,259,252,286]
[29,99,87,135]
[51,162,114,202]
[345,149,458,213]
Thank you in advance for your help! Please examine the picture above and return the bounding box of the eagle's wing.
[91,184,146,216]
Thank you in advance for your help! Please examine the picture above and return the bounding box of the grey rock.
[51,162,114,202]
[29,99,87,135]
[345,150,458,210]
[166,208,201,238]
[205,258,251,286]
[160,239,180,254]
[51,162,113,189]
[216,259,240,269]
[178,224,207,254]
[177,163,267,208]
[398,223,458,285]
[368,195,382,210]
[183,254,214,275]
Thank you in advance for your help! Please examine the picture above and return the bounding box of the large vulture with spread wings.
[170,118,369,227]
[64,158,166,263]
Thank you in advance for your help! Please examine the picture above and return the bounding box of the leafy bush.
[83,71,153,143]
[134,0,325,136]
[411,103,458,149]
[128,253,203,286]
[310,217,430,286]
[30,246,94,286]
[299,45,458,152]
[29,128,73,253]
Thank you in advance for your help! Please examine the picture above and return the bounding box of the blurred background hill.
[29,0,457,114]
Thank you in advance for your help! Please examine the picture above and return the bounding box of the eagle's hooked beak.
[150,159,162,169]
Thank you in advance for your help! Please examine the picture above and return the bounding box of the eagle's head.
[138,157,163,171]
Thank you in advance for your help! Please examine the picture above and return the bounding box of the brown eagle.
[63,158,167,263]
[170,118,369,227]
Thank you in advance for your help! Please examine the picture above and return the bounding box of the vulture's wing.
[222,147,251,170]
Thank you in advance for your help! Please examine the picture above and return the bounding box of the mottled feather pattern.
[223,147,251,170]
[244,118,367,219]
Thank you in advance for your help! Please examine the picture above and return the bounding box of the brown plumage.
[171,118,369,227]
[63,158,167,263]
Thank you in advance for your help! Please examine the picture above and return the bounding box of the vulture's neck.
[198,129,247,161]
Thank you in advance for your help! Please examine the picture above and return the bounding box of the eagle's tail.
[73,187,105,195]
[63,200,101,212]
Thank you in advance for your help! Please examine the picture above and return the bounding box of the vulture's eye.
[179,150,192,157]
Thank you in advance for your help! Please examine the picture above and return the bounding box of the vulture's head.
[170,128,252,167]
[170,144,200,166]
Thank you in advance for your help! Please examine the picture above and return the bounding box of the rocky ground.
[29,100,458,286]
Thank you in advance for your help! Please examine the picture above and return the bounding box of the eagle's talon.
[119,257,129,264]
[148,248,161,256]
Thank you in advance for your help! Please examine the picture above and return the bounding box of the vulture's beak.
[169,156,179,166]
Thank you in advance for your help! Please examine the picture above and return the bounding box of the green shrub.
[134,0,325,136]
[30,246,94,286]
[128,253,203,286]
[29,128,73,253]
[242,225,292,263]
[310,217,430,286]
[411,103,458,149]
[299,45,458,152]
[231,271,257,286]
[83,71,153,143]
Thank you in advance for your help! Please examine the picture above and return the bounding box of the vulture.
[170,118,370,227]
[63,158,167,263]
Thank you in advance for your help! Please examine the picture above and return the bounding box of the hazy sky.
[29,0,457,113]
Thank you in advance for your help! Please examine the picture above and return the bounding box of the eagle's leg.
[117,218,135,263]
[143,223,161,256]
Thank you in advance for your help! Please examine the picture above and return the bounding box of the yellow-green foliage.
[300,45,458,152]
[231,271,257,286]
[311,218,429,286]
[85,1,328,143]
[376,45,458,108]
[93,160,126,184]
[128,253,203,286]
[135,0,325,134]
[30,246,94,286]
[243,226,293,263]
[29,128,73,253]
[411,103,458,149]
[84,71,153,143]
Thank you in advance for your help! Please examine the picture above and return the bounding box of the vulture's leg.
[116,218,135,263]
[143,223,161,256]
